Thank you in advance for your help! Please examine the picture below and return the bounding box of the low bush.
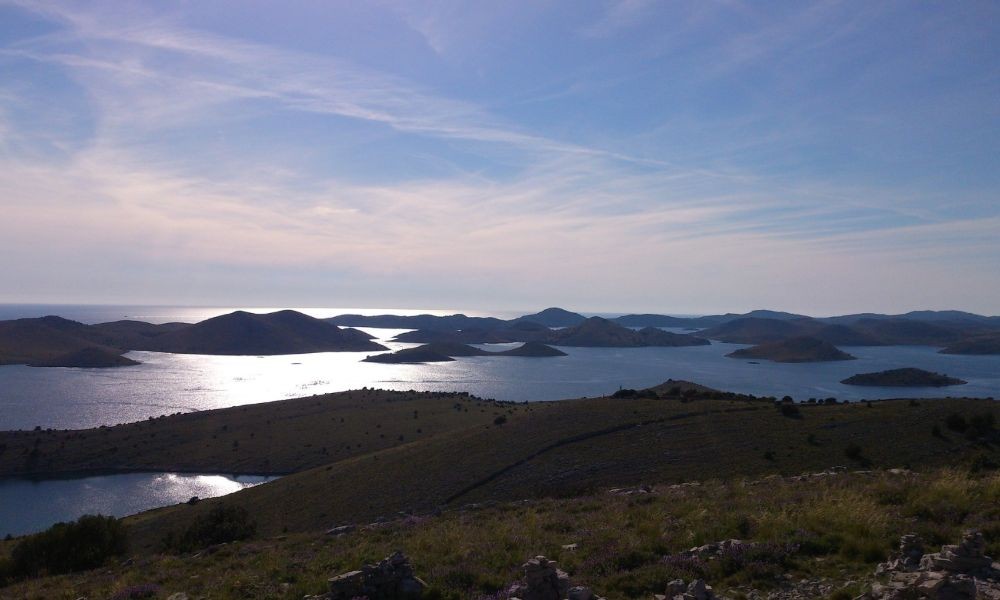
[161,504,256,553]
[2,514,127,582]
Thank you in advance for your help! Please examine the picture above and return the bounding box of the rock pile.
[654,578,721,600]
[682,538,753,558]
[309,551,426,600]
[863,531,1000,599]
[508,556,605,600]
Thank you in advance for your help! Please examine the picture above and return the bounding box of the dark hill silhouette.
[549,317,708,347]
[31,347,141,368]
[939,333,1000,355]
[511,307,586,327]
[612,314,691,328]
[849,318,963,346]
[327,313,505,331]
[85,320,191,348]
[393,328,512,344]
[700,317,814,344]
[143,310,386,355]
[363,341,564,362]
[727,336,856,362]
[495,341,567,357]
[362,347,455,364]
[841,368,966,387]
[0,317,124,366]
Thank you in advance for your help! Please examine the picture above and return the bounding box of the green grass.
[3,469,998,600]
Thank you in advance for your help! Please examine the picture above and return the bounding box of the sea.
[1,304,998,535]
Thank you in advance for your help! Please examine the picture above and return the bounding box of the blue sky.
[1,0,998,315]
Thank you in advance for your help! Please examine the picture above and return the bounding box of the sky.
[1,1,998,316]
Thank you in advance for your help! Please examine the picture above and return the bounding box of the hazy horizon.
[2,1,999,315]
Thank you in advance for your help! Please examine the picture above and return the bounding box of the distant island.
[29,347,141,368]
[364,341,567,363]
[939,333,1000,355]
[392,316,710,348]
[3,306,1000,368]
[727,336,856,363]
[0,310,385,367]
[841,368,967,387]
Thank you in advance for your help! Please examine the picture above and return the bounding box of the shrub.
[3,514,127,581]
[161,504,256,553]
[779,404,801,418]
[844,444,864,462]
[945,413,968,433]
[493,415,507,426]
[967,413,996,438]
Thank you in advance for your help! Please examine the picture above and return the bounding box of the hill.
[841,368,967,387]
[939,333,1000,355]
[362,347,455,363]
[698,317,814,344]
[0,316,129,366]
[3,380,996,556]
[494,341,567,357]
[5,469,998,600]
[549,317,708,347]
[364,342,567,362]
[611,313,691,327]
[726,336,856,362]
[511,307,587,327]
[849,318,963,346]
[138,310,386,355]
[327,313,506,331]
[29,347,141,368]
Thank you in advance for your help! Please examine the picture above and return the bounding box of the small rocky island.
[364,342,567,364]
[841,367,967,387]
[727,336,856,363]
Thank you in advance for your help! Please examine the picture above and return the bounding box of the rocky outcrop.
[508,556,605,600]
[654,578,721,600]
[309,551,426,600]
[862,531,1000,599]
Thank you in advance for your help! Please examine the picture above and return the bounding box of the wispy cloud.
[0,0,997,312]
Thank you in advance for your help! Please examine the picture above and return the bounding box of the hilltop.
[0,316,130,367]
[137,310,385,355]
[0,310,385,365]
[841,368,967,387]
[363,342,566,363]
[727,336,856,362]
[940,333,1000,355]
[548,317,709,347]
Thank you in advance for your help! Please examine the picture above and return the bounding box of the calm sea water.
[0,473,274,536]
[0,326,997,431]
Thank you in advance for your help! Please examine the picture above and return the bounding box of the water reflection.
[0,328,998,431]
[0,472,275,537]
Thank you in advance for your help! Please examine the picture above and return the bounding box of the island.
[363,341,567,363]
[841,368,967,387]
[939,333,1000,355]
[29,347,141,368]
[726,336,856,363]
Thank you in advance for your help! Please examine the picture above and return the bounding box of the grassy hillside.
[0,389,504,476]
[3,469,998,599]
[109,388,1000,552]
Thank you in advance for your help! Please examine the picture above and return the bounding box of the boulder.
[320,552,426,600]
[863,531,1000,600]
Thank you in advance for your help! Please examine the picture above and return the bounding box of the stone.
[166,594,189,600]
[567,586,594,600]
[325,524,356,536]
